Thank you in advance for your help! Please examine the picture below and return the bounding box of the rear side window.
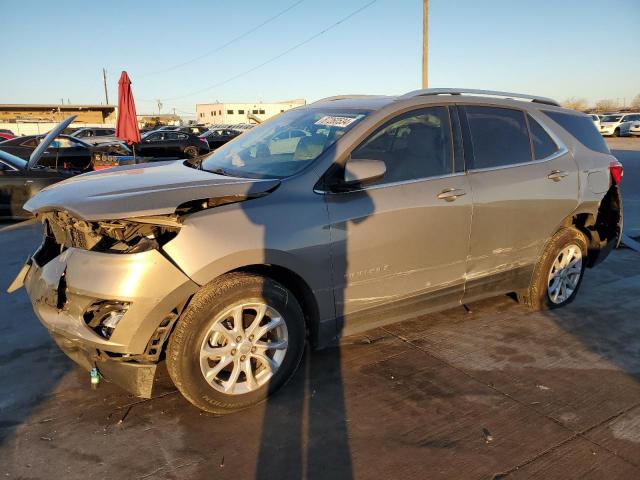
[527,115,559,160]
[543,111,610,154]
[464,106,531,169]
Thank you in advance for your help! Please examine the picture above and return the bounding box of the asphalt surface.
[0,138,639,479]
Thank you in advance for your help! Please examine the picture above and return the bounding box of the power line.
[159,0,379,102]
[137,0,306,77]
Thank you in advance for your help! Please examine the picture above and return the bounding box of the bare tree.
[631,94,640,110]
[563,97,588,111]
[594,99,619,113]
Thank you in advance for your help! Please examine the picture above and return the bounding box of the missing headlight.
[38,211,180,254]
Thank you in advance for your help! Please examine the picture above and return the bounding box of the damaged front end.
[39,210,181,256]
[12,156,281,398]
[17,210,199,398]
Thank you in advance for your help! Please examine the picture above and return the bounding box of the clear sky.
[2,0,639,115]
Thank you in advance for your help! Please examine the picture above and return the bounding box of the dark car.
[0,153,83,219]
[70,127,116,139]
[0,134,129,170]
[136,130,209,158]
[199,128,242,150]
[0,133,16,142]
[157,125,210,136]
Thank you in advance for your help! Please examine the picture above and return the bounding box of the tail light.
[199,138,207,144]
[610,160,623,185]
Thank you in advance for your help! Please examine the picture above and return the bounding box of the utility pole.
[102,68,109,105]
[422,0,428,89]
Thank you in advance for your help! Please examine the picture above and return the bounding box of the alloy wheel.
[547,244,583,304]
[199,303,288,395]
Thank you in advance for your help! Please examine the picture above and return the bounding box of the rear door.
[460,105,579,300]
[325,106,472,334]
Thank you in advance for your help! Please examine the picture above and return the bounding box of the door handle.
[547,170,568,181]
[437,188,466,202]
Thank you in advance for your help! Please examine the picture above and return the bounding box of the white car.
[620,120,640,137]
[590,114,601,130]
[599,113,640,136]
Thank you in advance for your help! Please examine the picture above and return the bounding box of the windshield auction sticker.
[314,116,360,128]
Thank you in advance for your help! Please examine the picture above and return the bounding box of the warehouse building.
[0,104,117,124]
[196,99,305,124]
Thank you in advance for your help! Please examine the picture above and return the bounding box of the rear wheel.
[614,128,620,137]
[166,272,305,413]
[184,146,199,158]
[518,228,587,310]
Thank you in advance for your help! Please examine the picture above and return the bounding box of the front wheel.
[166,272,305,414]
[518,228,587,310]
[614,128,620,137]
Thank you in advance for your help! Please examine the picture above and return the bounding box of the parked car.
[0,128,15,135]
[0,132,16,142]
[70,127,116,139]
[156,125,210,136]
[589,114,601,130]
[13,88,623,414]
[620,120,640,137]
[199,128,242,150]
[0,133,130,169]
[0,117,87,219]
[136,130,209,158]
[599,112,640,136]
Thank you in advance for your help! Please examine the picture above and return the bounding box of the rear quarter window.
[543,111,610,154]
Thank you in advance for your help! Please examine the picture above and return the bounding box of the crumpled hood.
[24,160,280,220]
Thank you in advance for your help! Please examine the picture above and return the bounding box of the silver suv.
[10,89,623,413]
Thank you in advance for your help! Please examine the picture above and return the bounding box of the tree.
[563,97,588,111]
[594,99,619,113]
[631,94,640,110]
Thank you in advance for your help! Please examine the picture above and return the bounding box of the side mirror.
[343,159,386,188]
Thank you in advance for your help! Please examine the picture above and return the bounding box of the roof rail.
[398,88,560,107]
[312,94,380,104]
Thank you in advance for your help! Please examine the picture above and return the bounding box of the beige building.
[0,104,116,124]
[196,99,305,124]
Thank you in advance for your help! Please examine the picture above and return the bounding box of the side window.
[527,115,559,160]
[543,111,610,154]
[464,106,531,169]
[177,133,188,140]
[21,138,38,148]
[350,106,453,184]
[166,132,180,140]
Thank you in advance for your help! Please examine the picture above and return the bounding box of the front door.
[325,106,472,335]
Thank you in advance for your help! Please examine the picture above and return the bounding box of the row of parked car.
[590,112,640,137]
[0,122,251,218]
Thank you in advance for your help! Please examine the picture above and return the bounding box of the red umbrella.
[115,71,141,146]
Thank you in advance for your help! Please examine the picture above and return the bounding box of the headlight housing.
[39,210,180,254]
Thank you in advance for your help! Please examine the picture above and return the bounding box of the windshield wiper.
[209,167,232,176]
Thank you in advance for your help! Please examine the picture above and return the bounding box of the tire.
[184,146,199,158]
[614,128,620,137]
[166,272,305,414]
[518,228,587,311]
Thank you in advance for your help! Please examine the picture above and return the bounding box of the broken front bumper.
[23,245,198,396]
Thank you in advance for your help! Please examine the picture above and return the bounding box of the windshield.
[601,115,622,122]
[199,108,369,178]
